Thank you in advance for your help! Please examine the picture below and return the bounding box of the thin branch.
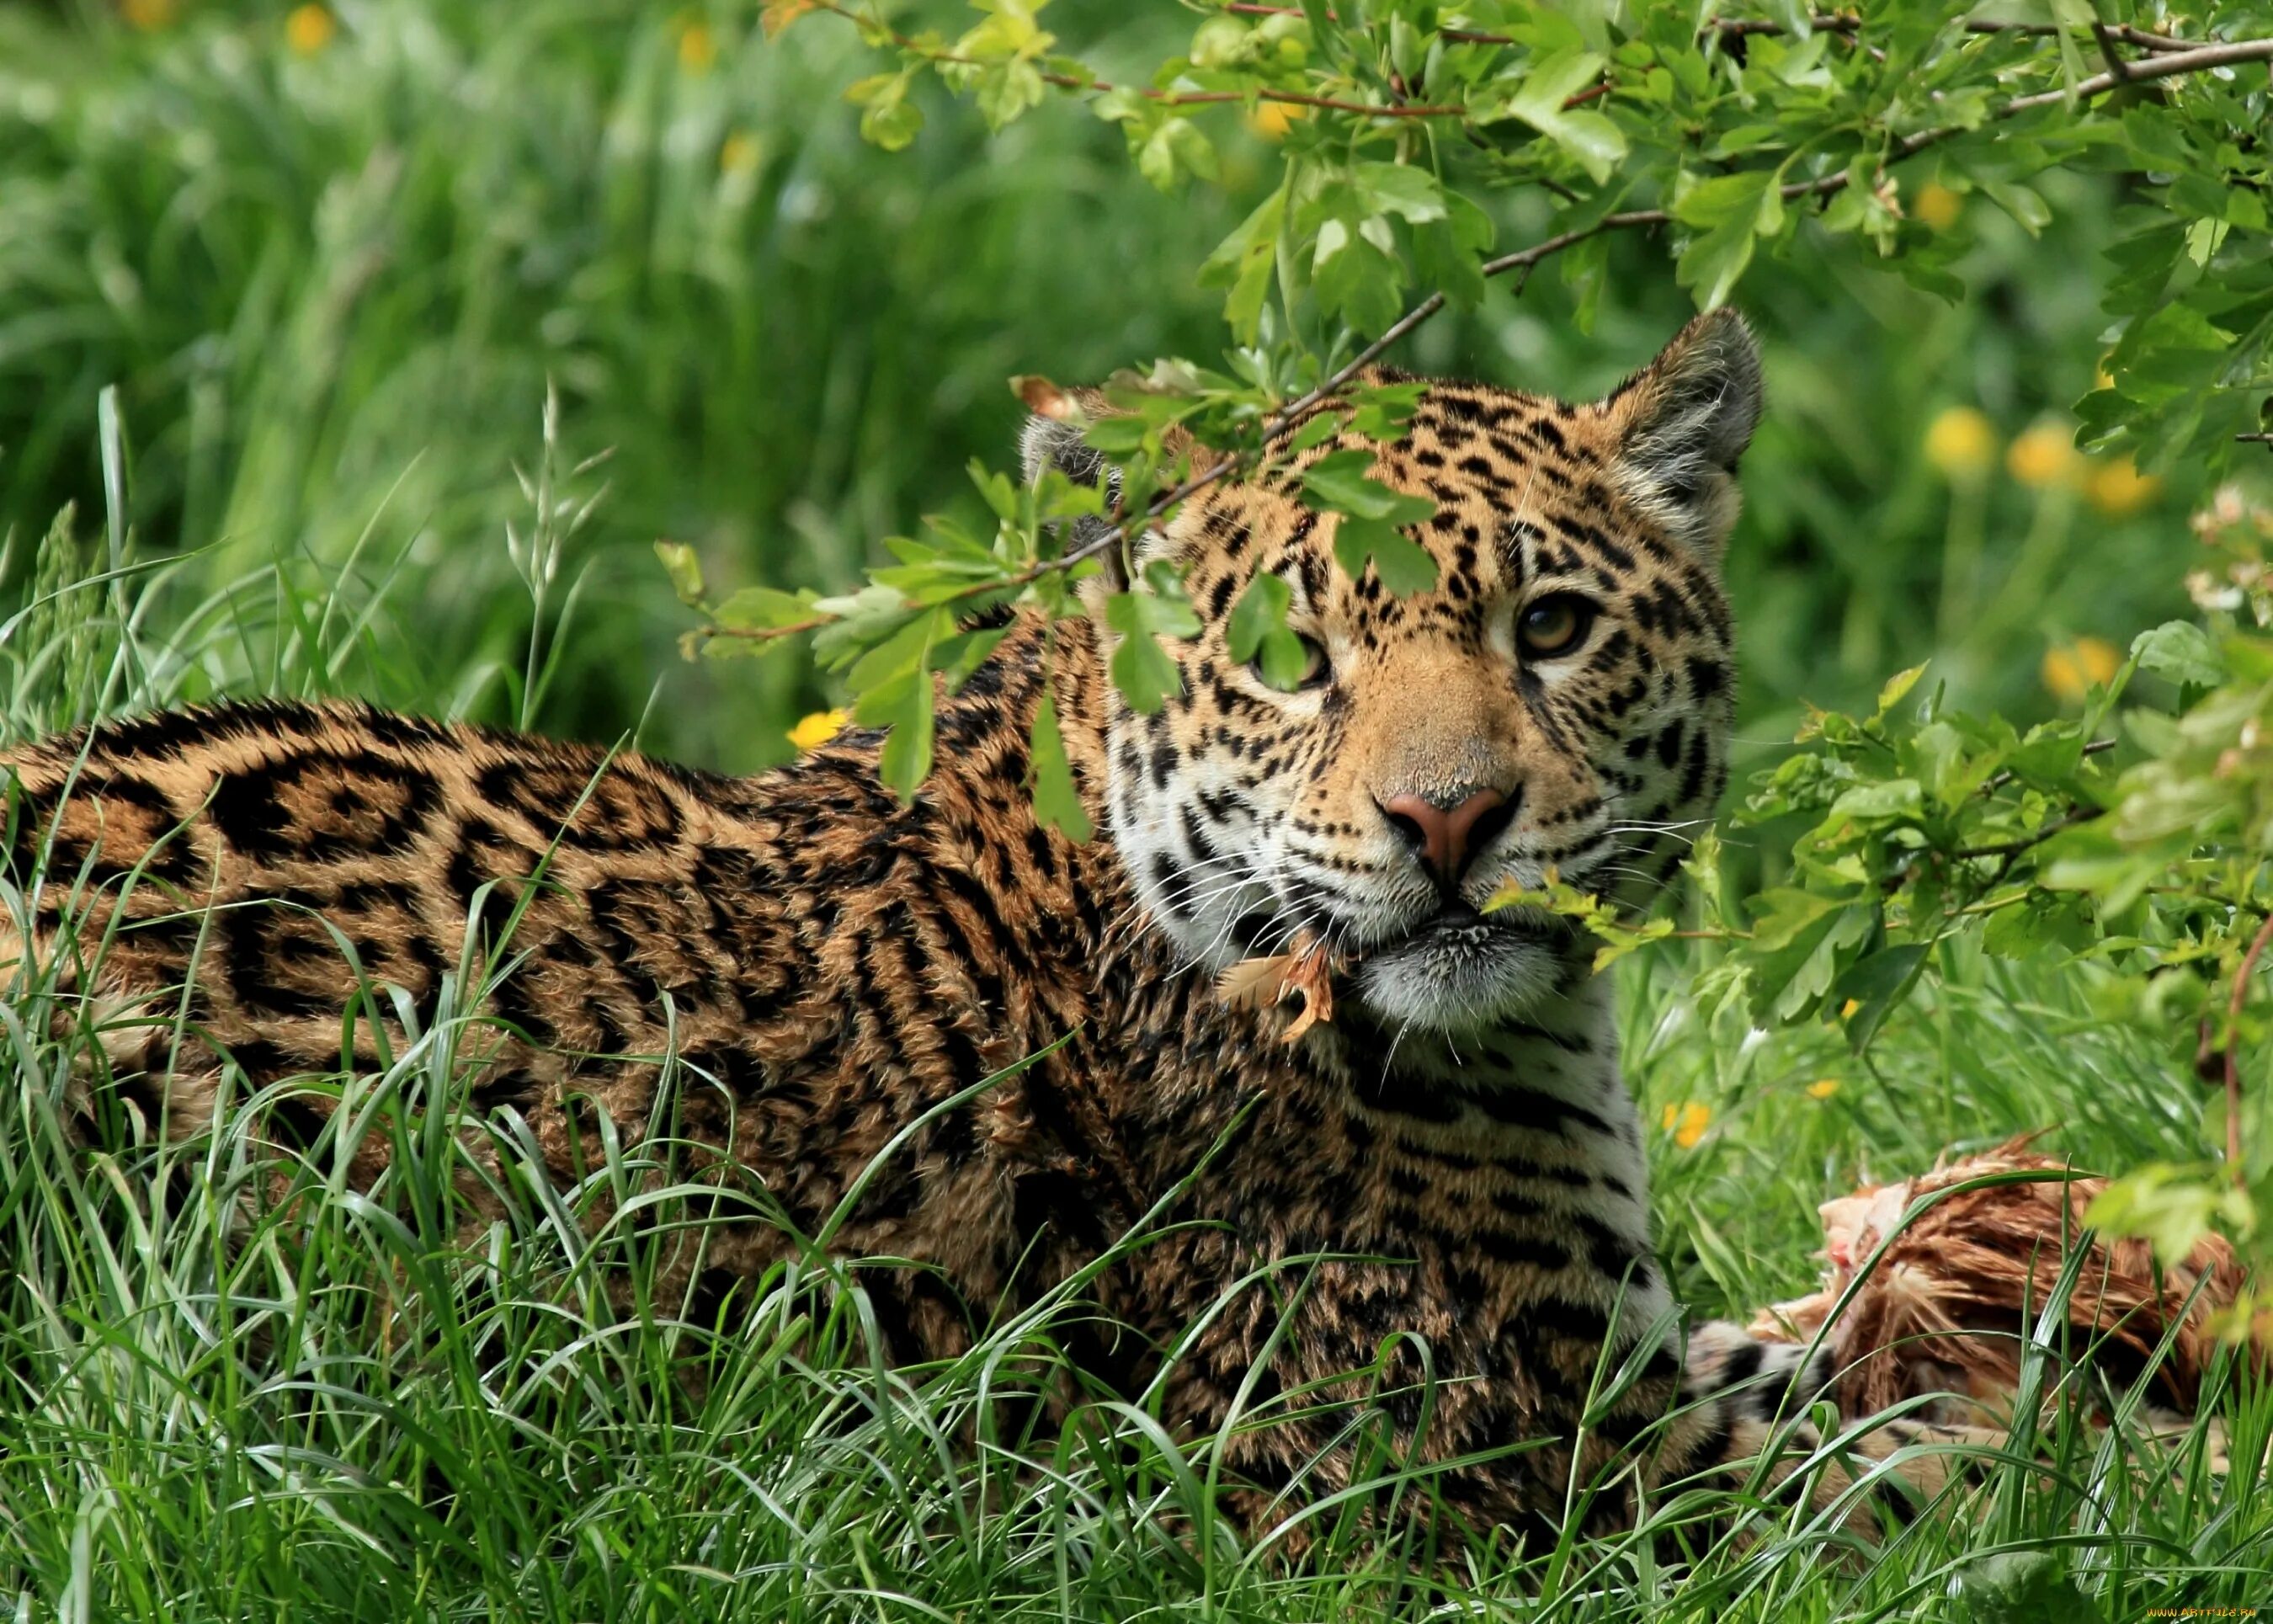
[1980,738,2118,798]
[2000,36,2273,112]
[1946,806,2103,862]
[1715,16,2199,54]
[1222,4,2202,55]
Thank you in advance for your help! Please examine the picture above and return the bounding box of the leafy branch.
[701,2,2273,897]
[694,7,2273,713]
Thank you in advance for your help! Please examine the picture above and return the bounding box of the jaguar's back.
[1,667,1152,1327]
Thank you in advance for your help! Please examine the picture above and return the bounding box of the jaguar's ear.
[1019,392,1127,588]
[1600,308,1764,555]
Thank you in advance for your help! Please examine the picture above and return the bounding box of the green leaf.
[1139,117,1217,192]
[873,673,936,800]
[1829,778,1923,820]
[2086,1164,2252,1267]
[1875,663,1927,717]
[654,541,705,606]
[712,585,814,631]
[1352,162,1446,224]
[1829,943,1930,1050]
[1333,519,1438,596]
[848,608,949,801]
[1228,572,1310,689]
[1029,691,1094,842]
[1102,562,1201,712]
[1300,449,1435,524]
[1743,890,1871,1023]
[1483,49,1627,184]
[2130,620,2224,689]
[1200,187,1286,341]
[845,72,925,152]
[1309,217,1405,337]
[1344,381,1429,440]
[1949,1550,2104,1624]
[1675,176,1773,310]
[1106,618,1182,712]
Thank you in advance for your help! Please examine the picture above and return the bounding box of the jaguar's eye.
[1251,632,1329,693]
[1516,595,1596,661]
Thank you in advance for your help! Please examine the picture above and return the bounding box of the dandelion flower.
[1924,407,1995,479]
[720,130,762,174]
[1660,1100,1711,1149]
[1807,1078,1840,1100]
[285,4,336,54]
[788,708,849,751]
[2084,455,2162,518]
[1244,99,1311,141]
[1913,183,1962,232]
[679,19,717,73]
[2042,637,2121,702]
[2006,422,2080,489]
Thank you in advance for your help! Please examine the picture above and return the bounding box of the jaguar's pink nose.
[1380,787,1511,886]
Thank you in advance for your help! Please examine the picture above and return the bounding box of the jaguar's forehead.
[1163,368,1711,642]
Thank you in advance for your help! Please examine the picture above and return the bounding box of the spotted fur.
[1,311,1972,1546]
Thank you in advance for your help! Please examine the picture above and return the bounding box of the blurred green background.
[0,0,2201,779]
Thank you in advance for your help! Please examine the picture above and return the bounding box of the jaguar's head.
[1029,311,1759,1036]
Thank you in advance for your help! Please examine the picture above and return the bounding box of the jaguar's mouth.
[1215,895,1581,1038]
[1348,897,1579,1033]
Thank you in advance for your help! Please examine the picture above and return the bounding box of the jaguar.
[1,310,1960,1545]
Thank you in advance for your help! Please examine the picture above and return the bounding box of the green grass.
[3,447,2269,1622]
[3,2,2269,1615]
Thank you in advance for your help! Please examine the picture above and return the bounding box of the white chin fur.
[1353,932,1566,1034]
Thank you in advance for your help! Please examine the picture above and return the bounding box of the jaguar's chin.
[1350,903,1575,1034]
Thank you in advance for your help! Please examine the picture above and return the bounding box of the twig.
[1721,17,2197,54]
[1980,738,2118,797]
[1222,4,2202,55]
[1999,37,2273,113]
[1946,806,2103,862]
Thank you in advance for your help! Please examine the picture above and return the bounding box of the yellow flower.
[1659,1100,1711,1149]
[2041,636,2121,703]
[1243,99,1312,141]
[122,0,178,29]
[720,130,762,174]
[2006,421,2081,489]
[285,4,335,54]
[1806,1078,1840,1100]
[677,18,717,73]
[1923,407,1995,479]
[2084,455,2163,518]
[760,0,817,38]
[787,708,849,751]
[1839,998,1860,1020]
[1913,182,1962,232]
